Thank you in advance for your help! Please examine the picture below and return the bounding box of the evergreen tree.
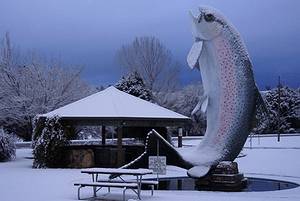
[254,86,300,133]
[32,116,69,168]
[0,127,16,162]
[115,71,153,101]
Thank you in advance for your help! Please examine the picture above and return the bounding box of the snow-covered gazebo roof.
[40,86,190,127]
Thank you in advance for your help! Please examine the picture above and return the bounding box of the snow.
[239,135,300,178]
[81,167,153,175]
[244,134,300,149]
[1,135,300,201]
[187,165,210,178]
[41,86,189,120]
[0,149,79,201]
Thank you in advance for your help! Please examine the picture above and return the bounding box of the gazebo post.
[178,127,183,148]
[101,126,106,145]
[117,126,123,166]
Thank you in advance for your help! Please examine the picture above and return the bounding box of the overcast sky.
[0,0,299,88]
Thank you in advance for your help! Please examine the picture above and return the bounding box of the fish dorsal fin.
[187,41,203,70]
[187,165,211,178]
[201,95,209,113]
[253,85,271,128]
[255,87,268,115]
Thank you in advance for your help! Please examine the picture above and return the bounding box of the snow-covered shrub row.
[254,86,300,134]
[0,127,16,162]
[32,116,69,168]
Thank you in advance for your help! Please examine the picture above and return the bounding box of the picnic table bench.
[74,182,138,200]
[95,179,159,195]
[74,168,156,201]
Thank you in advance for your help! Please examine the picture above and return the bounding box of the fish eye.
[204,13,215,22]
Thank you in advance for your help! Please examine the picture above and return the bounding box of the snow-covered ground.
[1,135,300,201]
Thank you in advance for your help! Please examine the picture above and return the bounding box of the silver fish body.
[185,6,258,177]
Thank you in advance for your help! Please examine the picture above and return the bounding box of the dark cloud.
[0,0,299,88]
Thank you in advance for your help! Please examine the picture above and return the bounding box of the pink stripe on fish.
[213,36,238,144]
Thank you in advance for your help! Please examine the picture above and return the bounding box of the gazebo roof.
[41,86,190,126]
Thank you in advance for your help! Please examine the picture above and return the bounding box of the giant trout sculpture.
[185,6,264,177]
[119,6,264,179]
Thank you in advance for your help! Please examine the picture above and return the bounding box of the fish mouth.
[189,10,205,41]
[195,37,202,42]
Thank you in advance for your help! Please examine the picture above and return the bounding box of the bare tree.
[158,83,206,135]
[116,36,180,94]
[0,33,92,141]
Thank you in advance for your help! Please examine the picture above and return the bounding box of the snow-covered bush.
[115,71,153,101]
[254,86,300,133]
[0,127,16,162]
[32,116,69,168]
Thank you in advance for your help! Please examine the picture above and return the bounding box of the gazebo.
[40,86,190,166]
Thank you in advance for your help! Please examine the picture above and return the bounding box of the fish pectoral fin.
[191,95,208,117]
[187,41,203,70]
[191,100,202,116]
[201,96,209,113]
[187,165,211,178]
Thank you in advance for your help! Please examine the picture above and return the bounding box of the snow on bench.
[74,182,138,201]
[138,180,159,185]
[81,168,153,175]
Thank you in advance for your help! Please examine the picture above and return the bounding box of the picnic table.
[75,168,154,200]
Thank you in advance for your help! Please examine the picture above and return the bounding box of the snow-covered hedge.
[32,116,69,168]
[0,128,16,162]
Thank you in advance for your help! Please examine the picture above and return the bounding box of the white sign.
[148,156,166,175]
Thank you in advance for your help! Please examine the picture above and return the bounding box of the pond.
[143,177,299,192]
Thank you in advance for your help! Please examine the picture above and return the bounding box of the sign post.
[148,156,167,175]
[148,136,167,184]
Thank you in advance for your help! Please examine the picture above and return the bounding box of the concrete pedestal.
[195,161,247,191]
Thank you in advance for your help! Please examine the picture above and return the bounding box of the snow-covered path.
[1,135,300,201]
